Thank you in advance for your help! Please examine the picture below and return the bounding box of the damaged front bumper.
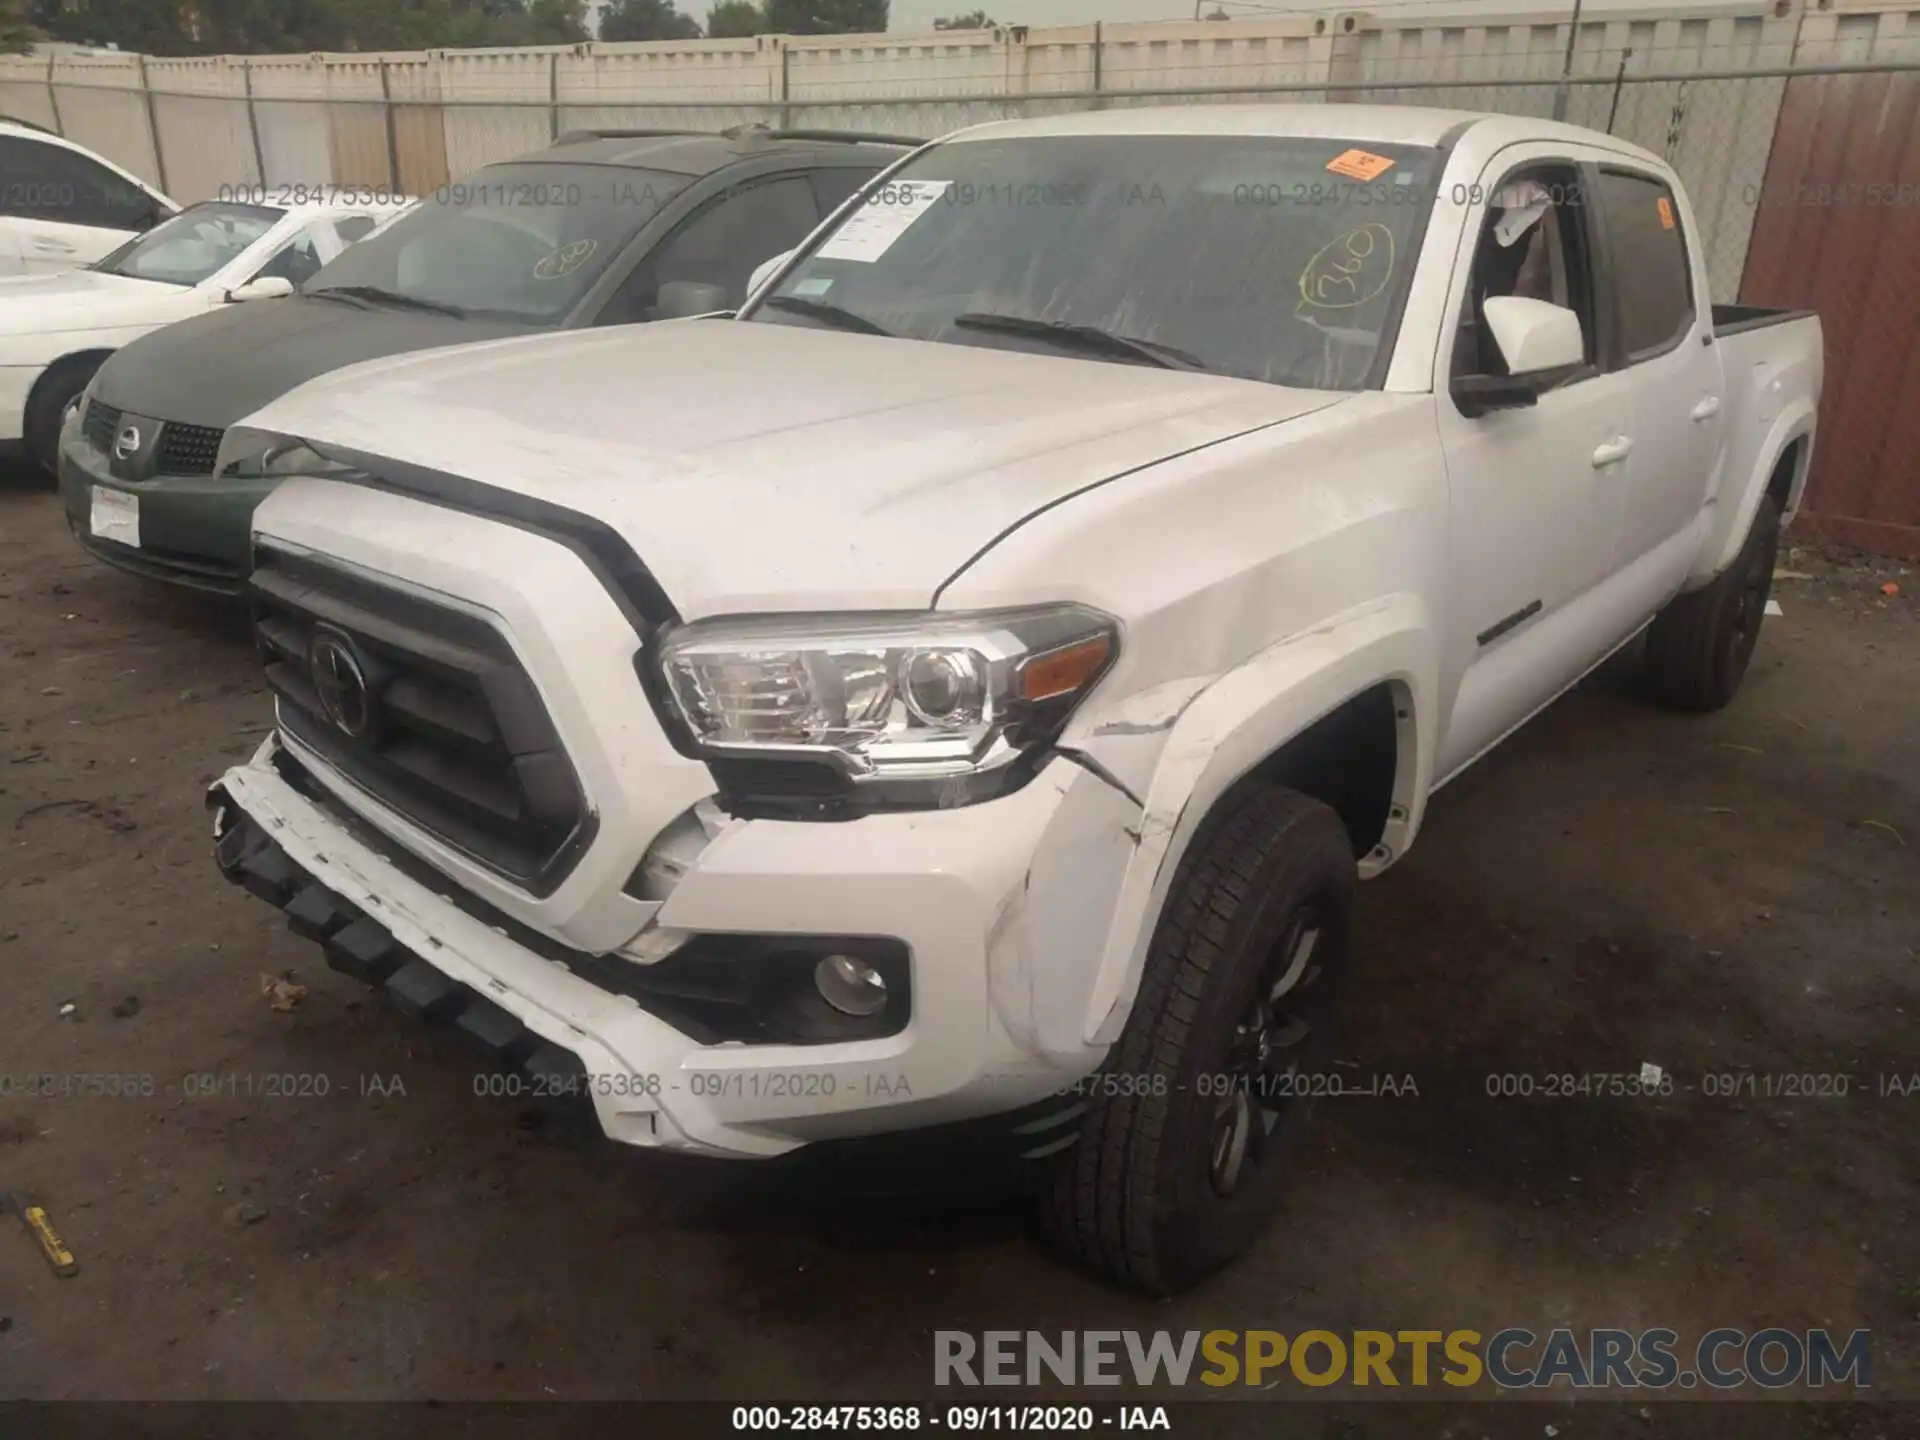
[209,738,1127,1159]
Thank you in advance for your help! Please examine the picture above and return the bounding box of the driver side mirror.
[655,279,729,320]
[747,248,795,298]
[1453,296,1586,417]
[227,276,295,303]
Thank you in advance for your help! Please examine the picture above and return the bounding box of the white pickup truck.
[207,105,1822,1293]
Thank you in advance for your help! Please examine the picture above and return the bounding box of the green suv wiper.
[307,285,469,319]
[759,294,893,337]
[950,311,1209,372]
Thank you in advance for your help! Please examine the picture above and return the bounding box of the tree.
[705,0,762,37]
[600,0,699,42]
[3,0,43,53]
[30,0,587,55]
[522,0,589,43]
[761,0,883,36]
[932,9,990,29]
[34,0,198,53]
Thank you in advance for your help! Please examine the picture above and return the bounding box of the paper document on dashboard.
[816,181,953,263]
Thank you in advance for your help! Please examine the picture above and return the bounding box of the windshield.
[93,202,283,286]
[304,162,689,323]
[748,134,1442,390]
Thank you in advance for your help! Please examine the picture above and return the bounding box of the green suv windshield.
[305,162,689,323]
[749,134,1441,391]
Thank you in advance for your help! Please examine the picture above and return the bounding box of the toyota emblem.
[308,627,374,740]
[112,423,142,461]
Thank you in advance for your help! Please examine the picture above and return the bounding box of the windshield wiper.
[949,312,1209,372]
[307,284,469,318]
[758,294,893,337]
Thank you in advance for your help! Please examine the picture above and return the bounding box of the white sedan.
[0,194,408,474]
[0,117,176,276]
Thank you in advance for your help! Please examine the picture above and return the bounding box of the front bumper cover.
[59,421,276,596]
[208,741,1101,1160]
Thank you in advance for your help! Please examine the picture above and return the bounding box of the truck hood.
[0,268,193,337]
[249,321,1349,618]
[90,292,537,430]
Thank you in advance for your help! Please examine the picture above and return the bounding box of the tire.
[1040,786,1355,1295]
[1645,494,1781,713]
[23,355,103,480]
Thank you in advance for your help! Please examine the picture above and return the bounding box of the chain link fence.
[7,48,1920,552]
[8,53,1902,305]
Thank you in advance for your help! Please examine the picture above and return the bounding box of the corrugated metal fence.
[5,3,1920,554]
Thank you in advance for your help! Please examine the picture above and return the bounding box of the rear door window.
[1597,169,1695,361]
[811,166,880,217]
[0,135,152,230]
[603,174,820,323]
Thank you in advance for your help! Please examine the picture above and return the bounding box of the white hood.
[0,267,196,336]
[248,320,1349,618]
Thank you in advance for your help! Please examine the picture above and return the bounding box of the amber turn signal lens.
[1018,634,1113,702]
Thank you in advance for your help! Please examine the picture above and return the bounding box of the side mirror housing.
[227,276,295,303]
[747,248,795,298]
[1453,296,1587,417]
[1482,295,1584,376]
[655,279,729,320]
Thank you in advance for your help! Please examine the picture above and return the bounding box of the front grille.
[82,398,121,454]
[251,546,591,896]
[157,422,223,476]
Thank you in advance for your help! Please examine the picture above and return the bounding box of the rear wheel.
[1645,495,1781,713]
[23,355,103,480]
[1041,786,1355,1294]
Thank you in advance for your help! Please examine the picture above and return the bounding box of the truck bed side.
[1687,309,1824,586]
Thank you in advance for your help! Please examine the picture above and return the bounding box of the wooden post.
[45,54,63,135]
[242,57,268,187]
[379,58,402,191]
[135,54,169,194]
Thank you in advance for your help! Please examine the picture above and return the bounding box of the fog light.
[814,953,888,1017]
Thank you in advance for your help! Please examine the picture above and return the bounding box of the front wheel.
[1040,786,1355,1294]
[23,355,103,480]
[1644,495,1781,713]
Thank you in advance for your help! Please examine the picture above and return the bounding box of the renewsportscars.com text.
[934,1328,1870,1391]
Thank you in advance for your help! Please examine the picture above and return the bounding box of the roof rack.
[551,125,922,149]
[755,127,924,147]
[550,127,705,146]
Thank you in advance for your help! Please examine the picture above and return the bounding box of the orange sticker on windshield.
[1325,148,1396,182]
[1657,196,1676,229]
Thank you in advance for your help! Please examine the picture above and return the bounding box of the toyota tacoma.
[204,106,1823,1293]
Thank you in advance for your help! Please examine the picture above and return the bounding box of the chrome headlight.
[654,605,1118,809]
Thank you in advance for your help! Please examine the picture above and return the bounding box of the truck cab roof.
[945,102,1667,170]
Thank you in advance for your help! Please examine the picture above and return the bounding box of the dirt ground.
[1,462,1916,1436]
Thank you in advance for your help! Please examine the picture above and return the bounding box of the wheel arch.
[1079,595,1438,1049]
[1692,404,1815,586]
[25,347,115,422]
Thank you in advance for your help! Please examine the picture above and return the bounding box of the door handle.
[30,236,76,253]
[1591,435,1634,468]
[1691,396,1722,422]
